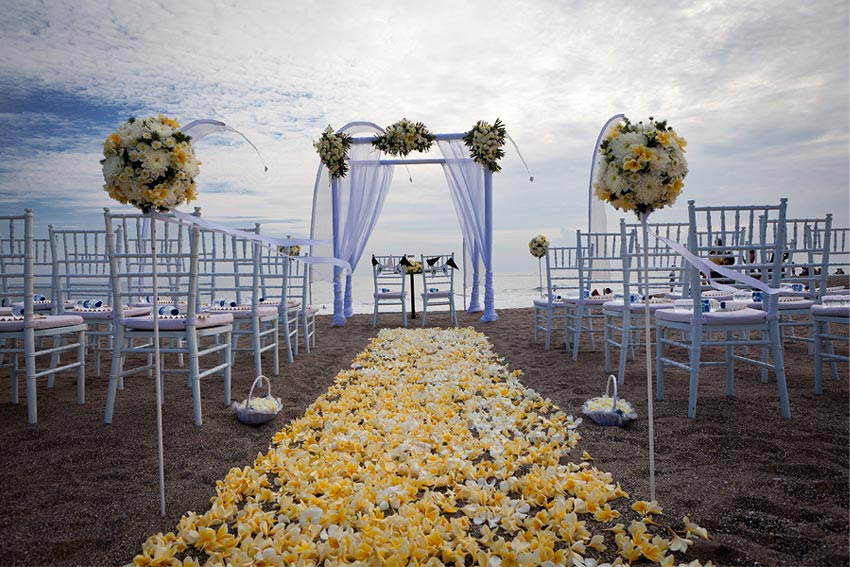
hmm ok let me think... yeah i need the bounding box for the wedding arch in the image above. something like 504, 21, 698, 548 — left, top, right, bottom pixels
309, 120, 503, 327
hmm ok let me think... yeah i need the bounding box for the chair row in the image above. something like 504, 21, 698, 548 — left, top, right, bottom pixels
1, 208, 317, 424
371, 253, 459, 327
533, 200, 849, 419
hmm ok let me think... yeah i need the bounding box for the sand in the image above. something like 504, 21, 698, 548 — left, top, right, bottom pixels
0, 307, 847, 566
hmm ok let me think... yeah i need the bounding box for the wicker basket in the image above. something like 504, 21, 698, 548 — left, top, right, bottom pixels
232, 375, 281, 425
582, 375, 637, 427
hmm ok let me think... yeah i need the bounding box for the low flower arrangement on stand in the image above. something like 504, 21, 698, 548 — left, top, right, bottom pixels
314, 126, 353, 180
372, 118, 436, 157
133, 328, 712, 566
593, 117, 688, 217
463, 118, 507, 173
101, 115, 201, 212
403, 259, 422, 275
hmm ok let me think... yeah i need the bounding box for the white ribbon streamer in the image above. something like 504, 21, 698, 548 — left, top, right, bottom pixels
151, 209, 351, 272
647, 222, 782, 295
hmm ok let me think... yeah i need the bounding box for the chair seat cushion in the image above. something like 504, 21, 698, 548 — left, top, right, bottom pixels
747, 299, 815, 311
533, 298, 566, 308
375, 292, 406, 299
302, 306, 320, 316
216, 305, 277, 319
656, 307, 768, 325
422, 290, 452, 299
811, 304, 850, 318
603, 301, 676, 313
701, 290, 734, 301
0, 314, 86, 332
124, 312, 233, 330
562, 297, 609, 305
71, 306, 152, 320
825, 287, 849, 296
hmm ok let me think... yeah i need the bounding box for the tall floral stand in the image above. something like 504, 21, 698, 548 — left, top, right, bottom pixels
640, 216, 656, 502
148, 214, 166, 516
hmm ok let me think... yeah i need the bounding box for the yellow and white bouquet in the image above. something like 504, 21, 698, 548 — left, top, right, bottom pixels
594, 117, 688, 217
528, 234, 549, 258
277, 244, 301, 256
403, 259, 422, 275
314, 125, 353, 179
463, 118, 507, 173
101, 115, 201, 213
372, 118, 435, 157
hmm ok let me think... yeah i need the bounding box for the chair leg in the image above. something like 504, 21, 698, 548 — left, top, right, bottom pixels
725, 330, 734, 397
617, 313, 631, 386
188, 332, 202, 426
533, 308, 539, 344
373, 301, 379, 328
760, 331, 769, 384
768, 321, 791, 419
571, 306, 583, 361
655, 322, 665, 400
26, 349, 38, 424
104, 326, 125, 424
421, 299, 427, 327
282, 318, 294, 364
603, 312, 612, 374
544, 310, 552, 350
77, 329, 86, 405
813, 319, 824, 394
223, 329, 232, 407
252, 318, 262, 377
401, 300, 407, 328
825, 322, 839, 382
272, 322, 280, 377
687, 333, 702, 419
10, 352, 19, 404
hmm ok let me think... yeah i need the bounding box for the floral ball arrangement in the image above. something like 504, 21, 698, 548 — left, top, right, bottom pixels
593, 117, 688, 217
314, 126, 353, 180
372, 118, 435, 157
463, 118, 507, 173
101, 115, 201, 213
278, 244, 301, 256
528, 234, 550, 258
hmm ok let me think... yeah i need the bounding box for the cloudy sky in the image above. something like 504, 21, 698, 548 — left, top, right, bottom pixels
1, 0, 847, 275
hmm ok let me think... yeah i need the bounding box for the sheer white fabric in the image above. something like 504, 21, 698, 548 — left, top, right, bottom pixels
438, 139, 485, 312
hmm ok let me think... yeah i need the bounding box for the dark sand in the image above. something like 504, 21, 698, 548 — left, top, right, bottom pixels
0, 307, 847, 566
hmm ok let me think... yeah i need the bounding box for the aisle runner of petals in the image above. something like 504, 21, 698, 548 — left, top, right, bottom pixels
134, 328, 712, 567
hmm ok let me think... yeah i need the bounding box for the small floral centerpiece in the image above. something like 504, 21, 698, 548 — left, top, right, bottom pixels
463, 118, 507, 173
528, 234, 549, 258
277, 244, 301, 256
314, 125, 353, 180
403, 259, 422, 275
593, 117, 688, 217
372, 118, 435, 157
101, 115, 201, 213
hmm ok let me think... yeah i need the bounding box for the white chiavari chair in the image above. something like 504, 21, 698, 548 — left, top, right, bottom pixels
371, 254, 408, 327
533, 245, 579, 350
419, 253, 458, 326
0, 209, 87, 424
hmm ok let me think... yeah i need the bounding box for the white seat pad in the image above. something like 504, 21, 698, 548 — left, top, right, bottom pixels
603, 301, 676, 313
533, 298, 566, 308
811, 304, 850, 318
375, 292, 406, 299
0, 314, 85, 332
71, 306, 152, 320
210, 305, 278, 318
124, 312, 233, 330
656, 307, 768, 325
422, 291, 452, 299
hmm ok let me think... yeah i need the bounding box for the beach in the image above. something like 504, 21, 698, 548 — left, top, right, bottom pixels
0, 307, 847, 566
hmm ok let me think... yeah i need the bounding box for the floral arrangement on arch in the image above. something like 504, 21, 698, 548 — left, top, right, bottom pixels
313, 126, 353, 180
101, 115, 201, 213
371, 118, 435, 157
529, 234, 550, 258
463, 118, 507, 173
593, 117, 688, 217
277, 244, 301, 257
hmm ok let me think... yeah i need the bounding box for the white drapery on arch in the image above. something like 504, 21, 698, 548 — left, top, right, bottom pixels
309, 123, 498, 326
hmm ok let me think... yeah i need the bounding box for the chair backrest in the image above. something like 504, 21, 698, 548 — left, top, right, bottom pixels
420, 253, 456, 294
686, 199, 788, 314
0, 213, 52, 305
371, 254, 407, 296
542, 245, 581, 303
0, 210, 35, 316
624, 220, 689, 298
49, 225, 116, 314
196, 225, 262, 308
575, 228, 627, 298
765, 215, 833, 298
258, 246, 292, 307
826, 225, 848, 277
104, 208, 203, 319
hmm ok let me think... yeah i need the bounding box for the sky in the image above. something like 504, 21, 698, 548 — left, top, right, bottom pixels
1, 0, 848, 277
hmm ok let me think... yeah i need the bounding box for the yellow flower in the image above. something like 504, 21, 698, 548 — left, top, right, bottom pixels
622, 158, 642, 172
683, 515, 710, 540
631, 500, 663, 516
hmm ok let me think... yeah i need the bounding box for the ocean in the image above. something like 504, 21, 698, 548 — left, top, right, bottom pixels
309, 271, 544, 316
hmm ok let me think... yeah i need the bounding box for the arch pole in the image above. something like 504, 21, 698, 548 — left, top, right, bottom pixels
331, 177, 346, 326
481, 168, 498, 322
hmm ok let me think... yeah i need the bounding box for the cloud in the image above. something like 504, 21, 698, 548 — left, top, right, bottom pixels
0, 0, 847, 274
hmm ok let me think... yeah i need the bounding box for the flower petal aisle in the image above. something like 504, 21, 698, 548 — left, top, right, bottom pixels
133, 328, 712, 567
